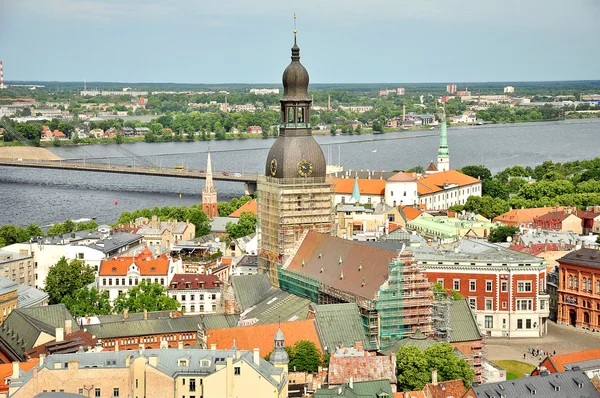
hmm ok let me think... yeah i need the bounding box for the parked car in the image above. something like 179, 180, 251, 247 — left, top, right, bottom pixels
174, 166, 185, 171
199, 169, 205, 173
233, 173, 242, 177
222, 171, 229, 176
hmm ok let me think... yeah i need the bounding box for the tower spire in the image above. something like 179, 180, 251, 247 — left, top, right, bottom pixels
437, 109, 450, 172
202, 150, 218, 219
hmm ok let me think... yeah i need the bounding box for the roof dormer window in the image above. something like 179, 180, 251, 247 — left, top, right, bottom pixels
112, 267, 116, 272
151, 267, 156, 272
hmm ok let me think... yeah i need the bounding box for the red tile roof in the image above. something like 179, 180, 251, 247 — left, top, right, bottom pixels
0, 359, 39, 392
493, 207, 565, 225
424, 380, 466, 398
328, 355, 396, 385
400, 205, 423, 221
535, 211, 580, 222
537, 348, 600, 373
229, 200, 258, 218
206, 319, 322, 355
417, 170, 480, 195
168, 274, 221, 290
99, 248, 169, 276
328, 178, 386, 196
286, 231, 397, 299
387, 172, 417, 182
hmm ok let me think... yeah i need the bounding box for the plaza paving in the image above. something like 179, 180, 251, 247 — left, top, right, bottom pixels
487, 321, 600, 366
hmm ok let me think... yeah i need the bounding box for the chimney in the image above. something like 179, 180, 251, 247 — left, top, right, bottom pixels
115, 340, 119, 352
432, 369, 438, 385
349, 376, 353, 389
124, 308, 129, 319
253, 348, 260, 365
210, 343, 217, 351
55, 327, 64, 343
178, 341, 183, 350
125, 355, 131, 368
138, 344, 145, 353
354, 341, 363, 352
143, 309, 148, 320
65, 319, 72, 335
148, 355, 158, 367
39, 354, 45, 367
12, 362, 19, 379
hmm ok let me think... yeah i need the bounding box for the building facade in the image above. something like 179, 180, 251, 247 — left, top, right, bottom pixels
202, 152, 219, 220
0, 277, 18, 324
557, 248, 600, 330
0, 250, 35, 287
258, 33, 334, 287
168, 274, 223, 314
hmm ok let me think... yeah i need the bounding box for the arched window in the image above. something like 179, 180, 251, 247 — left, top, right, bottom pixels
569, 275, 573, 288
575, 277, 579, 289
597, 280, 600, 293
582, 278, 587, 291
288, 107, 295, 123
297, 107, 304, 123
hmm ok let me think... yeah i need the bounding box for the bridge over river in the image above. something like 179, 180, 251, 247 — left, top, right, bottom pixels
0, 158, 260, 195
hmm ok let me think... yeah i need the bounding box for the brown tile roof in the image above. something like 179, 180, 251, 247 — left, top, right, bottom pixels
328, 355, 396, 385
229, 200, 258, 218
168, 274, 222, 290
286, 231, 397, 299
493, 207, 565, 225
576, 210, 600, 219
206, 319, 322, 355
424, 379, 466, 398
24, 330, 98, 358
541, 348, 600, 373
400, 392, 426, 398
387, 172, 417, 182
328, 178, 386, 195
426, 162, 438, 172
535, 211, 580, 222
99, 248, 169, 276
416, 170, 480, 195
0, 359, 39, 392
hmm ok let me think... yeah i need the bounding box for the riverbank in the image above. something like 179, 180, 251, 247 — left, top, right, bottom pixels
0, 146, 61, 160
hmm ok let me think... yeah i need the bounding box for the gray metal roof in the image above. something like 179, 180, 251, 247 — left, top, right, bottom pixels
240, 290, 313, 325
85, 314, 238, 339
34, 393, 87, 398
95, 310, 177, 324
210, 217, 238, 233
0, 276, 18, 295
378, 329, 435, 356
0, 250, 32, 263
448, 299, 482, 342
16, 284, 49, 308
231, 274, 273, 309
314, 303, 375, 353
471, 370, 600, 398
86, 232, 143, 254
559, 248, 600, 268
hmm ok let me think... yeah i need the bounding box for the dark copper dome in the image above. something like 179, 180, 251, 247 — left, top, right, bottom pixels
282, 38, 310, 101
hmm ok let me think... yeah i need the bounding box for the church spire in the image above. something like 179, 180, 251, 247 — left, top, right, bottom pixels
202, 151, 218, 219
436, 110, 450, 172
349, 176, 361, 203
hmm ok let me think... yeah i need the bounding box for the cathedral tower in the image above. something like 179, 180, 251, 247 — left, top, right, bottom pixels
202, 152, 219, 219
437, 111, 450, 172
258, 23, 334, 286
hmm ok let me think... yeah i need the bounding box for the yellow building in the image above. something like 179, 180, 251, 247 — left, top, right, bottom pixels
0, 277, 18, 324
8, 331, 289, 398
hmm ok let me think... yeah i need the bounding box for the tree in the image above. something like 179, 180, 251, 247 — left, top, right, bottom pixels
113, 280, 180, 313
460, 165, 491, 181
483, 179, 509, 200
289, 340, 323, 372
488, 225, 519, 243
62, 287, 112, 317
372, 118, 384, 132
597, 235, 600, 245
424, 343, 475, 389
433, 282, 463, 300
226, 211, 257, 239
44, 257, 96, 305
46, 222, 67, 236
115, 132, 123, 144
25, 223, 43, 238
396, 345, 431, 392
0, 224, 28, 247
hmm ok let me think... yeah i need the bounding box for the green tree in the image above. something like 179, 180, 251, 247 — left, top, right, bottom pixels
396, 345, 431, 392
289, 340, 323, 372
113, 280, 180, 313
115, 132, 123, 144
483, 179, 509, 200
460, 165, 491, 181
46, 222, 67, 236
62, 287, 112, 317
488, 225, 519, 243
226, 211, 257, 239
63, 218, 76, 233
188, 207, 211, 237
44, 257, 96, 304
424, 343, 475, 389
0, 224, 28, 246
433, 282, 463, 300
25, 223, 44, 239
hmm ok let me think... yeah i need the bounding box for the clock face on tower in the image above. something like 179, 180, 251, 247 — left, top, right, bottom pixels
269, 159, 277, 176
297, 160, 313, 177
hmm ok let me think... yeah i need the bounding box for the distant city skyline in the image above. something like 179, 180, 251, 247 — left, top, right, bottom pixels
1, 0, 599, 84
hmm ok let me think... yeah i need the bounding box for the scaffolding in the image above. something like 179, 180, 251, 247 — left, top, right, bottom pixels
432, 291, 452, 342
376, 251, 433, 349
257, 175, 334, 287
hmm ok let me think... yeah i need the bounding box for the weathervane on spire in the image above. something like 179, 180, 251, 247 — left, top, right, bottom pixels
293, 13, 297, 35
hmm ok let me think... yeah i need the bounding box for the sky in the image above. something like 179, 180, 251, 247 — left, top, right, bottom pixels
1, 0, 599, 84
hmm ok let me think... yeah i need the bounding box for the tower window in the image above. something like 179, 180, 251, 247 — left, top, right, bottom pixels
288, 108, 295, 123
298, 108, 304, 123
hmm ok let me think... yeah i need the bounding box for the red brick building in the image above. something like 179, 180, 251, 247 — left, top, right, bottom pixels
533, 210, 583, 234
557, 248, 600, 330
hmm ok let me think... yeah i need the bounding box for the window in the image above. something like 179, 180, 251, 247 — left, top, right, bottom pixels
181, 295, 186, 301
115, 278, 119, 286
468, 297, 477, 310
179, 359, 188, 366
182, 378, 186, 385
95, 389, 101, 397
436, 278, 444, 287
526, 319, 532, 329
502, 301, 507, 309
485, 316, 493, 328
190, 379, 196, 392
469, 280, 476, 292
569, 275, 573, 288
113, 388, 120, 397
453, 279, 460, 291
486, 280, 493, 292
540, 300, 546, 310
517, 281, 532, 292
103, 278, 107, 286
485, 298, 493, 311
79, 389, 83, 395
516, 299, 532, 311
190, 305, 195, 312
190, 294, 195, 301
517, 319, 523, 329
136, 379, 139, 388
501, 280, 508, 292
234, 367, 241, 375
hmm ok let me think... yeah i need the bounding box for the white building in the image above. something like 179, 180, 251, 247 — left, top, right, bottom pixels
385, 172, 418, 207
249, 88, 279, 95
504, 86, 515, 93
417, 170, 482, 210
168, 274, 223, 314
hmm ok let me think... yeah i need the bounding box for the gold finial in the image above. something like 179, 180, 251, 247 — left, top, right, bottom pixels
293, 13, 297, 35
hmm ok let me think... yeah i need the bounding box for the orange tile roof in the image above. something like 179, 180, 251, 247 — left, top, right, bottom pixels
401, 392, 426, 398
416, 170, 480, 195
328, 355, 396, 384
424, 380, 466, 398
328, 178, 385, 196
543, 348, 600, 373
206, 319, 322, 355
99, 249, 170, 276
400, 205, 423, 221
229, 200, 258, 218
0, 359, 39, 392
493, 207, 565, 225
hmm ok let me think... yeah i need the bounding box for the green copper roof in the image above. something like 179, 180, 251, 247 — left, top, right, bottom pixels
438, 112, 449, 157
349, 177, 361, 203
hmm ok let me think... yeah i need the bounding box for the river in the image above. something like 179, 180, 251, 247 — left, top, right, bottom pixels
1, 119, 599, 227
